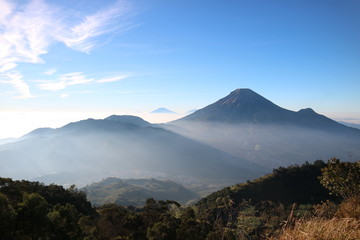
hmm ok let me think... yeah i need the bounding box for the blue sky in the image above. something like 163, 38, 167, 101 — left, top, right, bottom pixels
0, 0, 359, 138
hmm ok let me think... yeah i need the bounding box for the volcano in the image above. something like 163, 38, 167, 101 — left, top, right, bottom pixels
175, 88, 356, 133
168, 89, 360, 168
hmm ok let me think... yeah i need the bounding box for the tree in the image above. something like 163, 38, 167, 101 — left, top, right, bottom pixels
319, 158, 360, 200
177, 207, 202, 240
47, 203, 84, 239
16, 192, 50, 239
0, 193, 16, 239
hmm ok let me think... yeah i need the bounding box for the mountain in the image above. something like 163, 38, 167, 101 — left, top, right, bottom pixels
178, 88, 287, 123
167, 89, 360, 169
338, 121, 360, 130
82, 177, 199, 206
196, 161, 338, 209
0, 115, 265, 191
186, 109, 198, 114
151, 108, 176, 114
0, 137, 18, 145
175, 88, 356, 132
105, 115, 151, 127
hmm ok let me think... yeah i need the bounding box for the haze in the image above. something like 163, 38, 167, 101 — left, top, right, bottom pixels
1, 0, 360, 139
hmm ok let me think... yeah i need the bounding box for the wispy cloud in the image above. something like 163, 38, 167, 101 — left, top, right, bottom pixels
0, 0, 135, 98
60, 93, 69, 98
58, 1, 134, 53
43, 68, 57, 76
0, 71, 34, 98
38, 72, 94, 91
38, 72, 130, 91
96, 75, 129, 83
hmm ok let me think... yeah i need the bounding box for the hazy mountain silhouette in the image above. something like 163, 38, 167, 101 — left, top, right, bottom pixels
338, 121, 360, 130
151, 108, 176, 114
2, 89, 359, 193
0, 115, 265, 190
176, 88, 356, 133
178, 89, 287, 123
186, 109, 198, 114
168, 89, 360, 169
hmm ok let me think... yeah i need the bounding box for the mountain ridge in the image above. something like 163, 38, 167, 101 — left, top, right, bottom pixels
0, 114, 265, 190
82, 177, 199, 206
166, 88, 360, 169
151, 108, 176, 114
174, 88, 358, 133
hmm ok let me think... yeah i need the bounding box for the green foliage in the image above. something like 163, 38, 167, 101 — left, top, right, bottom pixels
0, 193, 16, 240
1, 159, 358, 239
82, 177, 198, 207
194, 160, 344, 239
16, 192, 50, 239
319, 158, 360, 199
0, 177, 95, 240
146, 218, 178, 240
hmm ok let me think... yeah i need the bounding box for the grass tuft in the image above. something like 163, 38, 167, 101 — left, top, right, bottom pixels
272, 217, 360, 240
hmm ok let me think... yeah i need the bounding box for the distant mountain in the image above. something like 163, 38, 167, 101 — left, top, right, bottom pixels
186, 109, 198, 114
151, 108, 176, 114
105, 115, 151, 127
0, 115, 265, 191
178, 88, 286, 123
175, 89, 355, 132
82, 177, 199, 206
0, 137, 18, 145
337, 121, 360, 130
167, 89, 360, 169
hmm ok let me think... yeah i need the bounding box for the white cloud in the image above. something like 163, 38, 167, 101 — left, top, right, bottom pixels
0, 0, 135, 97
38, 72, 130, 91
0, 71, 33, 98
43, 68, 57, 76
0, 62, 17, 73
96, 75, 129, 83
0, 0, 55, 68
60, 93, 69, 98
38, 72, 93, 91
58, 1, 133, 53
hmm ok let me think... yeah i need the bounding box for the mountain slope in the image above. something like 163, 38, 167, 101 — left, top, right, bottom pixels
196, 161, 338, 210
338, 121, 360, 130
167, 89, 360, 169
82, 177, 199, 206
0, 115, 265, 189
176, 88, 356, 132
178, 88, 289, 123
151, 108, 176, 114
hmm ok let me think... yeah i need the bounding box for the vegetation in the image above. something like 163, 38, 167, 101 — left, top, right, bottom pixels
0, 178, 96, 239
82, 177, 198, 206
0, 159, 358, 239
319, 157, 360, 199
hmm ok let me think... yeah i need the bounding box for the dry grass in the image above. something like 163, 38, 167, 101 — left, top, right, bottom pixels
272, 217, 360, 240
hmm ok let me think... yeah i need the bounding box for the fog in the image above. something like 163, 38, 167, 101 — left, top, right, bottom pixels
165, 120, 360, 169
1, 115, 358, 194
0, 116, 266, 192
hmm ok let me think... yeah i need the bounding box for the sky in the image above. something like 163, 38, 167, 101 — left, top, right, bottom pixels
0, 0, 359, 139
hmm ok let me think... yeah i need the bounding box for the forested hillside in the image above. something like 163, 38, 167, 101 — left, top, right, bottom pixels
82, 177, 198, 206
0, 159, 359, 239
